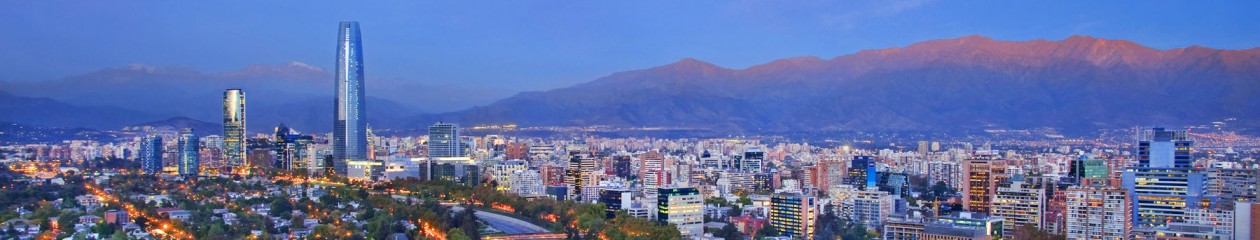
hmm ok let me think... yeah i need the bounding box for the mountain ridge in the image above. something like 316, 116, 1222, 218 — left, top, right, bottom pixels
408, 35, 1260, 134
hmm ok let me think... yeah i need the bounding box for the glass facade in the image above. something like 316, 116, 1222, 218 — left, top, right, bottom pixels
177, 128, 199, 176
140, 135, 163, 174
333, 21, 367, 175
223, 89, 246, 171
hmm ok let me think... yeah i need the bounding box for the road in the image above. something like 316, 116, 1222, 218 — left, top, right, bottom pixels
389, 194, 550, 235
450, 205, 551, 235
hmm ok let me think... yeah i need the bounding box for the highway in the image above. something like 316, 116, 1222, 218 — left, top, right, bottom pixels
450, 205, 550, 234
389, 194, 551, 235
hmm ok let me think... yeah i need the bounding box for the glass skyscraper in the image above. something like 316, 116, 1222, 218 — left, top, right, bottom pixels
333, 21, 367, 175
140, 135, 163, 174
177, 128, 199, 176
223, 88, 246, 172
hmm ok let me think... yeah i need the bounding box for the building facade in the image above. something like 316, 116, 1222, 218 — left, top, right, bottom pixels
177, 128, 199, 176
657, 187, 703, 239
222, 89, 246, 172
332, 21, 368, 175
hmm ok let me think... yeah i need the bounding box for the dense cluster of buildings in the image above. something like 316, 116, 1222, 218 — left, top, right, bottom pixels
4, 21, 1260, 240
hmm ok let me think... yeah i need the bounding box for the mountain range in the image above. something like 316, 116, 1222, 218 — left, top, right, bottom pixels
2, 35, 1258, 136
0, 62, 512, 133
409, 35, 1260, 134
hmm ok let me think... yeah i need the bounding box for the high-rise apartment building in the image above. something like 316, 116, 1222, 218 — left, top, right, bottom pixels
140, 135, 163, 174
222, 89, 246, 173
658, 187, 703, 239
852, 189, 893, 231
566, 151, 596, 201
992, 180, 1046, 236
770, 193, 819, 239
177, 128, 199, 176
1064, 185, 1130, 239
332, 21, 368, 175
427, 122, 463, 158
508, 169, 544, 197
963, 152, 1004, 213
1206, 168, 1258, 205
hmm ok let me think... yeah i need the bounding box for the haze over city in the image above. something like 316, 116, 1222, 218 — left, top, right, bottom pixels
1, 1, 1259, 240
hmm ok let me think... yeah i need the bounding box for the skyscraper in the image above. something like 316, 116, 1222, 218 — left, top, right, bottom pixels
177, 128, 199, 176
139, 135, 163, 174
1122, 127, 1210, 230
222, 89, 246, 172
963, 152, 1005, 214
427, 122, 462, 158
332, 21, 367, 175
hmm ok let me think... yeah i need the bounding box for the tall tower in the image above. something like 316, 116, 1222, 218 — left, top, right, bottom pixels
332, 21, 367, 175
139, 135, 163, 174
177, 128, 200, 176
223, 89, 246, 173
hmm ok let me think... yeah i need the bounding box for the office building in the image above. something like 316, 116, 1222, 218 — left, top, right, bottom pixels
770, 193, 818, 239
1122, 127, 1211, 229
222, 89, 247, 172
741, 148, 764, 173
177, 128, 199, 176
332, 21, 368, 175
847, 156, 877, 190
273, 124, 314, 171
657, 187, 703, 239
599, 189, 635, 218
1068, 157, 1108, 182
428, 122, 463, 158
139, 135, 163, 174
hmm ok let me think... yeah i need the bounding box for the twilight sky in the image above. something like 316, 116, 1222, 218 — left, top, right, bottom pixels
2, 0, 1257, 92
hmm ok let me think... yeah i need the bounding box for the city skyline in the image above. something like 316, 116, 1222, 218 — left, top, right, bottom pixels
1, 3, 1258, 239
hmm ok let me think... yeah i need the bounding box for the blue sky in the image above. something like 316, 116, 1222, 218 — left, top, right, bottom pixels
2, 0, 1257, 91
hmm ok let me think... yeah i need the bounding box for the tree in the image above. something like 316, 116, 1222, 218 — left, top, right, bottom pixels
109, 230, 128, 240
756, 223, 779, 239
203, 223, 228, 240
270, 196, 295, 219
736, 195, 752, 206
447, 228, 471, 240
713, 224, 743, 240
1012, 224, 1066, 240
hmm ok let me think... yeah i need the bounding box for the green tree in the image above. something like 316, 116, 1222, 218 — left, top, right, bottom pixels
447, 228, 471, 240
203, 223, 228, 240
713, 223, 744, 240
756, 223, 779, 239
